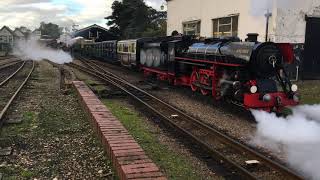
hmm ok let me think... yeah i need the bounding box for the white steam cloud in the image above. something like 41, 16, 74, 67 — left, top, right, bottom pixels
57, 35, 83, 47
251, 105, 320, 180
13, 36, 72, 64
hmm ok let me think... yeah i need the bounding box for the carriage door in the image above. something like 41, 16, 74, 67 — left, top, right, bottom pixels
303, 16, 320, 79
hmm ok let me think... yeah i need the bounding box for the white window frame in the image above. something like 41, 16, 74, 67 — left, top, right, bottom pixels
212, 15, 239, 38
182, 20, 201, 36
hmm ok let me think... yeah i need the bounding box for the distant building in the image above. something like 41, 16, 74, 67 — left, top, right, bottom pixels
13, 28, 26, 41
32, 29, 41, 40
0, 26, 16, 47
73, 24, 117, 42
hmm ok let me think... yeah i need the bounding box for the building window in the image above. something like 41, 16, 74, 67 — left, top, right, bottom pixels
3, 36, 8, 43
212, 15, 239, 38
183, 21, 201, 36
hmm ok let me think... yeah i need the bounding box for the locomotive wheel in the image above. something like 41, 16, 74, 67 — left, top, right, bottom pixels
190, 71, 198, 92
201, 88, 210, 96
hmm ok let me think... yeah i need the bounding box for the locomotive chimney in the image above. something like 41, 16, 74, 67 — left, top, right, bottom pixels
246, 33, 259, 42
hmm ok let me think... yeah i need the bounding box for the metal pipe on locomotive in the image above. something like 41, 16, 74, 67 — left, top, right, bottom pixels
73, 34, 299, 112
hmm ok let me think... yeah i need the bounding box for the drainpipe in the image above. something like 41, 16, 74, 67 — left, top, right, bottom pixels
265, 10, 272, 42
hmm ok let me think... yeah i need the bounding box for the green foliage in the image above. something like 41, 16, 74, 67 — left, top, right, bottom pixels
297, 80, 320, 105
106, 0, 167, 39
39, 22, 62, 39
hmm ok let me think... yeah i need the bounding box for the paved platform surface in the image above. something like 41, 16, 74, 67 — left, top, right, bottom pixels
73, 81, 166, 180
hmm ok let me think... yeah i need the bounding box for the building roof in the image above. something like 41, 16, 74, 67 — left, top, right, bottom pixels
0, 26, 17, 36
14, 28, 26, 36
75, 24, 109, 34
72, 24, 117, 42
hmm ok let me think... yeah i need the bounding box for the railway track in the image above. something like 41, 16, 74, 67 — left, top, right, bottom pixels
0, 61, 25, 86
69, 59, 304, 180
0, 59, 22, 70
0, 60, 35, 128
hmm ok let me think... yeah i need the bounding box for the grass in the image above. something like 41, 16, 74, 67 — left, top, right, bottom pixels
102, 99, 208, 180
21, 170, 34, 178
1, 111, 37, 137
297, 80, 320, 105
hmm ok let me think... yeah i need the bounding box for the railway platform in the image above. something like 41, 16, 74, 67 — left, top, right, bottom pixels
73, 81, 166, 180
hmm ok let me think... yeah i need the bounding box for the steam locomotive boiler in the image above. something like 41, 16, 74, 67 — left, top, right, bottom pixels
140, 35, 299, 112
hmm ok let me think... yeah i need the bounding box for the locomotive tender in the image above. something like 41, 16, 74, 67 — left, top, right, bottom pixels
74, 34, 299, 112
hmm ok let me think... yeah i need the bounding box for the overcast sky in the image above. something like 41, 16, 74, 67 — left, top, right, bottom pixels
0, 0, 166, 30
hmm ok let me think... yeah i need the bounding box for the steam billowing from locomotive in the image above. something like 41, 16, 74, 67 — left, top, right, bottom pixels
252, 105, 320, 179
13, 36, 72, 64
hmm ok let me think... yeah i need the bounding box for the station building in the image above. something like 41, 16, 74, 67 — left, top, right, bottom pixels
13, 28, 27, 41
0, 26, 17, 56
0, 26, 16, 47
166, 0, 320, 79
73, 24, 117, 42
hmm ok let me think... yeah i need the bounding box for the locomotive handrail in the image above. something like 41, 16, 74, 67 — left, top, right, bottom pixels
175, 56, 245, 67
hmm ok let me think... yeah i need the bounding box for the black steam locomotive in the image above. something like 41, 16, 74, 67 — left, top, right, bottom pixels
73, 34, 299, 112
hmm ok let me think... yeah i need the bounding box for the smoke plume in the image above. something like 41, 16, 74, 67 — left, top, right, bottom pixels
251, 105, 320, 180
13, 36, 72, 64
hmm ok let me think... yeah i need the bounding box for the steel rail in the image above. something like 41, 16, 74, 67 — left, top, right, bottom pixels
70, 60, 304, 180
0, 59, 21, 68
0, 61, 35, 127
0, 61, 26, 87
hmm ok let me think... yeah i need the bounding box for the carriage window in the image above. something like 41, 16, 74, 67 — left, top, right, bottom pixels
212, 15, 239, 38
183, 21, 201, 36
132, 43, 136, 53
128, 43, 132, 53
123, 44, 129, 52
119, 44, 123, 52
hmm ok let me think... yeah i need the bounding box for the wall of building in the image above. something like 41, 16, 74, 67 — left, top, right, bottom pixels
14, 30, 25, 40
271, 2, 320, 43
167, 0, 267, 41
167, 0, 320, 43
0, 28, 14, 46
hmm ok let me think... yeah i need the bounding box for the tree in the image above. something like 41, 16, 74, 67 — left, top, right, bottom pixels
106, 0, 167, 39
142, 10, 167, 37
39, 22, 62, 39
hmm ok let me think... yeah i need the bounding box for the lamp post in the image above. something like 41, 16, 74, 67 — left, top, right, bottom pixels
265, 9, 272, 42
160, 1, 167, 11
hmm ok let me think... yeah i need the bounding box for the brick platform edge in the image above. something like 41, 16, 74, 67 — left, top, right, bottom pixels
73, 81, 167, 180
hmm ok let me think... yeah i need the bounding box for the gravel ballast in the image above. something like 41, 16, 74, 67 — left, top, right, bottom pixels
0, 60, 114, 179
